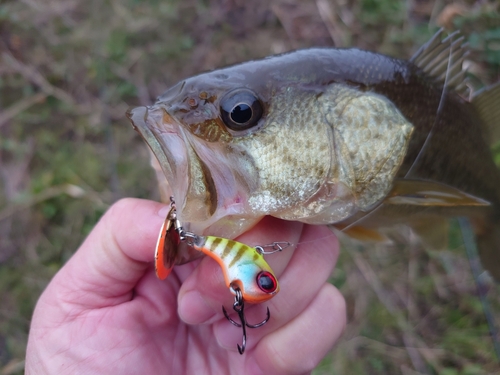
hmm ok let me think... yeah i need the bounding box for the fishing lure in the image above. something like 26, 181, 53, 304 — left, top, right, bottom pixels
155, 205, 180, 280
155, 198, 290, 353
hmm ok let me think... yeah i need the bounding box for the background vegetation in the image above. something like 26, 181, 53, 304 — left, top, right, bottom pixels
1, 0, 499, 374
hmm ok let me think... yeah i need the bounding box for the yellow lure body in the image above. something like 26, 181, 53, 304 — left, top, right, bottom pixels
192, 235, 279, 303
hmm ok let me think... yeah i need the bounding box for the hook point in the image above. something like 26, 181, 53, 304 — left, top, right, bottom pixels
222, 287, 271, 355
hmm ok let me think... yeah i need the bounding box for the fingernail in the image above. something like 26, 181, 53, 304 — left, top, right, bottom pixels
178, 291, 216, 324
157, 205, 171, 218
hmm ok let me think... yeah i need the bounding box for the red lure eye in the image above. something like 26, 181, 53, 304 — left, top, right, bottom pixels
256, 271, 277, 293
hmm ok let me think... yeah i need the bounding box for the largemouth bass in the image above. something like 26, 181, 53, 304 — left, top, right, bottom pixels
127, 30, 500, 280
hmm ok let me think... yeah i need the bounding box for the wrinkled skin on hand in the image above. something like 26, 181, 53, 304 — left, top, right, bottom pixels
25, 198, 346, 375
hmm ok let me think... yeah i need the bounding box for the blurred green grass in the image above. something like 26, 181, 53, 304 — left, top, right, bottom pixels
1, 0, 500, 374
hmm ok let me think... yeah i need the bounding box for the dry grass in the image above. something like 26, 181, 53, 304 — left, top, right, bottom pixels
0, 0, 499, 374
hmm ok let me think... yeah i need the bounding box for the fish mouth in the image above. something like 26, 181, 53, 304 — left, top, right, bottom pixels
128, 105, 258, 238
127, 105, 249, 237
127, 105, 189, 220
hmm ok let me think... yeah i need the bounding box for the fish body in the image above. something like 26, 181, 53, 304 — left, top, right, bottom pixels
128, 30, 500, 279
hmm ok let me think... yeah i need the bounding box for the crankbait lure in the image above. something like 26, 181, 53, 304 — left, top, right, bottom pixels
155, 198, 291, 353
191, 235, 280, 303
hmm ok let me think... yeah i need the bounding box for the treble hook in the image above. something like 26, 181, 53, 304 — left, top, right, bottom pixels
222, 287, 270, 354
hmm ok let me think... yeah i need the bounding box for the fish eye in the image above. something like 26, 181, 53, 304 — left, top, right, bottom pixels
220, 89, 263, 131
256, 271, 277, 294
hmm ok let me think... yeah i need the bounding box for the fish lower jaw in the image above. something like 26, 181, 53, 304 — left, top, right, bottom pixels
186, 214, 263, 239
182, 198, 256, 237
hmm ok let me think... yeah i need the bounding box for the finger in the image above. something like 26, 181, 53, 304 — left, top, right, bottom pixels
253, 284, 346, 375
177, 217, 303, 325
48, 198, 168, 309
214, 224, 338, 351
264, 224, 339, 324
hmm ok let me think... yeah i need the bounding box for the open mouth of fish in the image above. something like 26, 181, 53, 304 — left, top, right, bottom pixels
127, 105, 261, 238
128, 105, 188, 208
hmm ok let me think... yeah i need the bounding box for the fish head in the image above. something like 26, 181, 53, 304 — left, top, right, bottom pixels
128, 68, 270, 238
128, 50, 414, 239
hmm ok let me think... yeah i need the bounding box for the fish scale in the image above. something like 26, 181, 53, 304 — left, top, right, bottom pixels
244, 88, 331, 214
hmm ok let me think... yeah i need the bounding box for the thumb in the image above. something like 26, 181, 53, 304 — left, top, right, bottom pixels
47, 198, 168, 310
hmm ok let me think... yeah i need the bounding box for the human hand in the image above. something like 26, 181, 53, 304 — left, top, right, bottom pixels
25, 198, 346, 375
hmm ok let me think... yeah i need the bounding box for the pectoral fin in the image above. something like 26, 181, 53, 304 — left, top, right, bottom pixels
334, 224, 389, 242
385, 179, 490, 207
476, 220, 500, 282
409, 218, 449, 250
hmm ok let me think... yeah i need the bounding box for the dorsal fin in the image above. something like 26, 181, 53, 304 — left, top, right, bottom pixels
410, 29, 469, 97
472, 82, 500, 146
